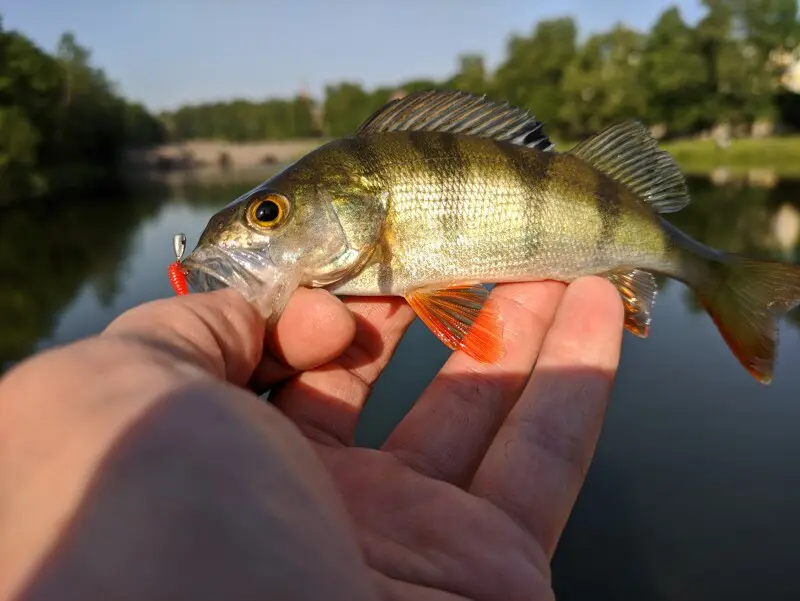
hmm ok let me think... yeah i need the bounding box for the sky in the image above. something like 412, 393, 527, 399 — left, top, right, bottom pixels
3, 0, 705, 112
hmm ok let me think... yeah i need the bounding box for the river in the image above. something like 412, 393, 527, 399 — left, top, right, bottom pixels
2, 170, 800, 600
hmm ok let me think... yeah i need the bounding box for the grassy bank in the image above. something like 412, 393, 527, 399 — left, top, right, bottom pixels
11, 135, 798, 205
308, 135, 800, 175
534, 135, 800, 176
659, 136, 800, 176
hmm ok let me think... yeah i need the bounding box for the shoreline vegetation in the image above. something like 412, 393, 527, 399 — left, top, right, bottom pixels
4, 3, 800, 206
128, 134, 800, 185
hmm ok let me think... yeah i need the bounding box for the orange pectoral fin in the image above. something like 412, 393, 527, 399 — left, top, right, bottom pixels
405, 284, 504, 363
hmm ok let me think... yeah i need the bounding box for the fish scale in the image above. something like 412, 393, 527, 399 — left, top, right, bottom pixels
347, 135, 648, 292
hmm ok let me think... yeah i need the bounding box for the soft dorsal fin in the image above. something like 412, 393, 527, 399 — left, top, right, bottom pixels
568, 120, 690, 214
355, 89, 555, 152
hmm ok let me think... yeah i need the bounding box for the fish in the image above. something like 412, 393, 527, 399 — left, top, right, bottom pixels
180, 89, 800, 384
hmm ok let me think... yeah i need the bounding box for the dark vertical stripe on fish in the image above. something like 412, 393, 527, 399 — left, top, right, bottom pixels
354, 137, 395, 291
408, 132, 466, 251
330, 137, 395, 290
436, 134, 468, 252
497, 142, 554, 250
337, 136, 383, 181
594, 172, 622, 251
376, 238, 394, 294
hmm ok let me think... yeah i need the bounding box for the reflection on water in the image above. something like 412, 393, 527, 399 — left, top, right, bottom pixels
1, 189, 161, 369
2, 173, 800, 599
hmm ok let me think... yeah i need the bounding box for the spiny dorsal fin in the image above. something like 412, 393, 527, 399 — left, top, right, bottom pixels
605, 268, 658, 337
568, 120, 689, 214
355, 89, 555, 152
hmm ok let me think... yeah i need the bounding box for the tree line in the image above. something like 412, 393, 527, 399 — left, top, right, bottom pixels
0, 17, 166, 204
166, 1, 800, 142
2, 1, 800, 204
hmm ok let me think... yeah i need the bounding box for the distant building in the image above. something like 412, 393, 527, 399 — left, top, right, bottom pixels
770, 47, 800, 94
784, 59, 800, 94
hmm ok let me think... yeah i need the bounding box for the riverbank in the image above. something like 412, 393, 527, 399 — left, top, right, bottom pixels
5, 135, 800, 208
659, 136, 800, 176
130, 135, 800, 178
547, 135, 800, 176
124, 139, 326, 172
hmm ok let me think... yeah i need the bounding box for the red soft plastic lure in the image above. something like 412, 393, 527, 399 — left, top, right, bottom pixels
169, 233, 189, 296
168, 261, 189, 295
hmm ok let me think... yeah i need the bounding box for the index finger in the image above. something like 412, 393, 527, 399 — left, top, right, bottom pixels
469, 276, 624, 557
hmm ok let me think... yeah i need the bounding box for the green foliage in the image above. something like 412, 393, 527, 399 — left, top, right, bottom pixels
0, 187, 166, 368
167, 96, 319, 141
0, 19, 165, 205
445, 54, 491, 95
399, 78, 444, 95
560, 24, 648, 137
494, 18, 578, 131
640, 8, 710, 133
661, 135, 800, 175
323, 82, 390, 137
313, 3, 800, 142
4, 1, 800, 207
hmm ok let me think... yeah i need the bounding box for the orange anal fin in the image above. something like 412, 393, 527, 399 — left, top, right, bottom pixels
405, 284, 504, 363
606, 269, 658, 338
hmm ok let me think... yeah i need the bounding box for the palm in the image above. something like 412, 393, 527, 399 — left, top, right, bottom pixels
268, 280, 624, 601
320, 447, 552, 601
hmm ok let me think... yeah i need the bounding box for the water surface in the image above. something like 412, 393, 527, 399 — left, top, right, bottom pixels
2, 173, 800, 600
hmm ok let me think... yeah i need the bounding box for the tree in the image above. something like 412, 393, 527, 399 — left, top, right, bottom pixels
445, 54, 490, 94
157, 1, 800, 143
0, 21, 63, 198
397, 78, 442, 95
733, 0, 800, 122
560, 25, 648, 138
323, 82, 385, 137
0, 22, 164, 204
641, 6, 710, 135
494, 18, 578, 131
692, 0, 800, 126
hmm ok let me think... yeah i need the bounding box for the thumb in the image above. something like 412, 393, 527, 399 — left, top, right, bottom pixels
103, 287, 357, 387
103, 289, 266, 386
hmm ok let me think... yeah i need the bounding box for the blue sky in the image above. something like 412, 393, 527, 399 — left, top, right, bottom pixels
3, 0, 704, 111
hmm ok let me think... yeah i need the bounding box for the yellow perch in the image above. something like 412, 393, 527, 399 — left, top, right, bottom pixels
182, 90, 800, 383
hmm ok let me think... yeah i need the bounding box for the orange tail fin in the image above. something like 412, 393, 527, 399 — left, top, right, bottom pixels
699, 256, 800, 384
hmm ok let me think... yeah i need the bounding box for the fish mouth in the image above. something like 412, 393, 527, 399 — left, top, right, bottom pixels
181, 243, 302, 321
182, 244, 272, 295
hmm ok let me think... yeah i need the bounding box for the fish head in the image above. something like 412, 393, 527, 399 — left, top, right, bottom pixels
182, 147, 387, 318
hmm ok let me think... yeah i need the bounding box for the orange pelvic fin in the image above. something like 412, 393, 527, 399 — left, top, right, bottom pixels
405, 284, 504, 363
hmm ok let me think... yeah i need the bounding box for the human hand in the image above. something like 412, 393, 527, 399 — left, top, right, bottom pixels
0, 277, 623, 601
0, 287, 374, 601
276, 277, 624, 601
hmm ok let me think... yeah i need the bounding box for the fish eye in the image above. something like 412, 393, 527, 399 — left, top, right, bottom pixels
247, 193, 288, 228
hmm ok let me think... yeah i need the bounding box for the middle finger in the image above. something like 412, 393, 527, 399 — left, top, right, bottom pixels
381, 280, 566, 487
272, 296, 417, 446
